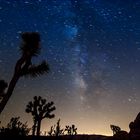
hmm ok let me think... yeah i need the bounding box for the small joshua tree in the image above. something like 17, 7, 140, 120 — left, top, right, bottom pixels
110, 124, 121, 135
65, 124, 77, 135
25, 96, 56, 136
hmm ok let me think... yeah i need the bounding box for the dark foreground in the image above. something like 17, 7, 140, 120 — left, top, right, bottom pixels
0, 135, 113, 140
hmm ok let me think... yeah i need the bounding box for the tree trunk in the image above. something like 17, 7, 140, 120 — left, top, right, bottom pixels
0, 55, 26, 114
32, 119, 37, 136
37, 120, 41, 136
0, 74, 20, 114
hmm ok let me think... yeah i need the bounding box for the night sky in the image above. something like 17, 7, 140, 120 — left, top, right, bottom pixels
0, 0, 140, 135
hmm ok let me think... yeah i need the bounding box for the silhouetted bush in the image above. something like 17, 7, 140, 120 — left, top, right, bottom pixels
48, 119, 78, 136
0, 116, 30, 136
48, 119, 64, 136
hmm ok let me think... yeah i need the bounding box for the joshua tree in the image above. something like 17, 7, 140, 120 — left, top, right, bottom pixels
110, 124, 121, 135
65, 124, 77, 135
0, 116, 30, 136
0, 32, 49, 114
25, 96, 56, 136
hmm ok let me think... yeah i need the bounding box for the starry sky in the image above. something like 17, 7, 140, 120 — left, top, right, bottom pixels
0, 0, 140, 136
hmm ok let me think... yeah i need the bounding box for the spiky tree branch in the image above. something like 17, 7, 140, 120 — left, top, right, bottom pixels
0, 32, 49, 114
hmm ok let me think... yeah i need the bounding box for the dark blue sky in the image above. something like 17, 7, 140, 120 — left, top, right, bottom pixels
0, 0, 140, 135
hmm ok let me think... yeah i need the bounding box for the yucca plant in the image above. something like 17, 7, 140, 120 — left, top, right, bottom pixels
0, 32, 49, 114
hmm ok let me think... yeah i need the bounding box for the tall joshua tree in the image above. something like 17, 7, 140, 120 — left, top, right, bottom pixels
25, 96, 56, 136
0, 32, 49, 114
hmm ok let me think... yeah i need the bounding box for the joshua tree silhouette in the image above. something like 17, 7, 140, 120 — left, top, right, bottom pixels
25, 96, 56, 136
65, 124, 77, 135
0, 32, 49, 114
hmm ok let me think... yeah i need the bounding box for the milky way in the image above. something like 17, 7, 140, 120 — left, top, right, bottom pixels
0, 0, 140, 135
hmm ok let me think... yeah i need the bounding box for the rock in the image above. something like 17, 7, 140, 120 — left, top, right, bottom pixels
129, 112, 140, 140
113, 130, 129, 140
